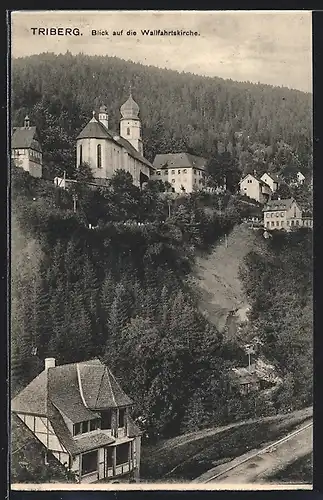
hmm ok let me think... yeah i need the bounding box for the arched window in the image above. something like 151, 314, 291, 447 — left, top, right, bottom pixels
127, 127, 131, 136
79, 145, 83, 166
97, 144, 102, 169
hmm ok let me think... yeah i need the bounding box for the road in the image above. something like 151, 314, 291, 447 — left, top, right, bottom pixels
202, 421, 312, 484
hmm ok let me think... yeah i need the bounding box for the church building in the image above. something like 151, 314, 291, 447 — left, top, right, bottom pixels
76, 94, 154, 187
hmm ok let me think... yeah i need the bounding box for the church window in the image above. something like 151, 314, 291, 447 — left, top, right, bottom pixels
127, 127, 131, 136
183, 169, 187, 174
178, 170, 181, 174
172, 179, 175, 183
97, 144, 102, 169
171, 170, 175, 175
280, 212, 284, 217
79, 145, 83, 166
164, 171, 168, 176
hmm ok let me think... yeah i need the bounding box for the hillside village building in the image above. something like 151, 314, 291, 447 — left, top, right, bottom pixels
239, 173, 272, 204
11, 116, 43, 178
76, 94, 154, 187
152, 152, 207, 193
12, 358, 142, 484
263, 198, 307, 230
260, 172, 280, 193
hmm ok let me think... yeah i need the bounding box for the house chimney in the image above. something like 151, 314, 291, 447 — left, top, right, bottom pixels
45, 357, 56, 370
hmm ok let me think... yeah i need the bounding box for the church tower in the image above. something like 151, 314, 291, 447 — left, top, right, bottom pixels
98, 104, 109, 129
120, 92, 143, 155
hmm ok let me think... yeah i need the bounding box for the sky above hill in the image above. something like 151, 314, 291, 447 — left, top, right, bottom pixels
11, 10, 312, 93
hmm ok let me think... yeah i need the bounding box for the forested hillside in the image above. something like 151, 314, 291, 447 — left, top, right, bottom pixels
11, 164, 312, 439
11, 53, 312, 442
11, 165, 253, 438
239, 229, 313, 411
11, 52, 312, 182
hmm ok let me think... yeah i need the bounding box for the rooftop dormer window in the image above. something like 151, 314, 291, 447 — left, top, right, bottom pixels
73, 419, 100, 436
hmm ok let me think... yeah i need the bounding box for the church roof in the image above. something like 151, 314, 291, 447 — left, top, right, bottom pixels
11, 126, 42, 153
153, 152, 207, 170
76, 116, 154, 170
76, 119, 110, 140
120, 94, 140, 120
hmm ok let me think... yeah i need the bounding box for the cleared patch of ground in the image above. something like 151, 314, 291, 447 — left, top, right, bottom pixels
192, 223, 260, 333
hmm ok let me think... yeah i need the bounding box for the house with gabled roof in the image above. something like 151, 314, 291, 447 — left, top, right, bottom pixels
11, 115, 43, 178
260, 172, 280, 193
152, 152, 207, 193
11, 358, 142, 484
239, 173, 272, 204
263, 198, 303, 230
76, 94, 155, 188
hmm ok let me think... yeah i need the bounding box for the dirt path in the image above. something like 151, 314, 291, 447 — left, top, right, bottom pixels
201, 421, 312, 485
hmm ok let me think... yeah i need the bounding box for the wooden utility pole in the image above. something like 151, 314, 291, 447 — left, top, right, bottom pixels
73, 193, 78, 213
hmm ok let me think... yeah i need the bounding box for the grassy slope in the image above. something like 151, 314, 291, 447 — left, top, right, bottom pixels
192, 223, 259, 333
140, 407, 312, 482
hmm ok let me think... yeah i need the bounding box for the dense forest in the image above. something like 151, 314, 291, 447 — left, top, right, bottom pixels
11, 164, 312, 439
239, 230, 313, 411
11, 52, 312, 185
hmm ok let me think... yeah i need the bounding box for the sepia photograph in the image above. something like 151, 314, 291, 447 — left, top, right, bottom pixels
9, 10, 313, 490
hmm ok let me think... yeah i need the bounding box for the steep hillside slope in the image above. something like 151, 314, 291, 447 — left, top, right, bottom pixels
191, 223, 260, 333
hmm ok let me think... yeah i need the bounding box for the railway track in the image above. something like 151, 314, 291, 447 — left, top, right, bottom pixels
204, 420, 313, 483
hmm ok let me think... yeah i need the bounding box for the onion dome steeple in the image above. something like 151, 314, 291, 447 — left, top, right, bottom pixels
120, 89, 140, 120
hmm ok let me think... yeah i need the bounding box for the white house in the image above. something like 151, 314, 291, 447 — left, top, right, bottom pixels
76, 94, 155, 187
263, 198, 303, 230
12, 358, 142, 483
151, 152, 207, 193
296, 171, 306, 184
11, 115, 43, 178
239, 173, 272, 204
260, 172, 280, 193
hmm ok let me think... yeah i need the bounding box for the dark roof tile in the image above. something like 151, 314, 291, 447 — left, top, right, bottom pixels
11, 370, 48, 415
11, 127, 42, 152
49, 364, 99, 423
263, 198, 296, 211
153, 152, 206, 170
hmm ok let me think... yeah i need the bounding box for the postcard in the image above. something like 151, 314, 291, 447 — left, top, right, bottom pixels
9, 9, 313, 491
